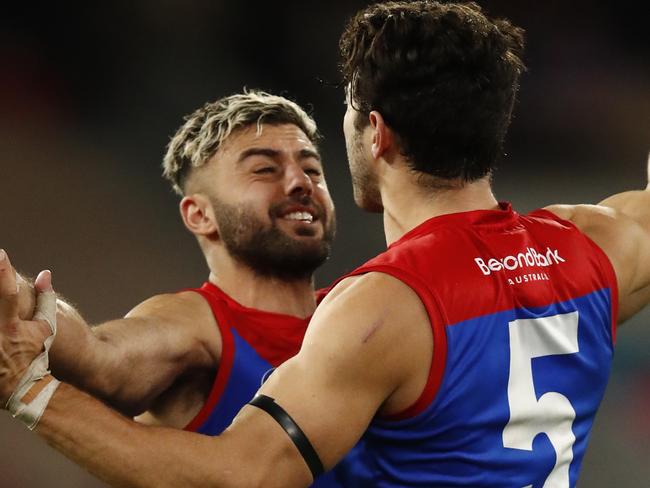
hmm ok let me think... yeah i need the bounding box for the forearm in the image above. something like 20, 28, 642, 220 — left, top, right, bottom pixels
49, 300, 95, 380
15, 272, 95, 380
50, 317, 172, 416
14, 276, 108, 400
39, 299, 148, 415
14, 286, 216, 416
37, 382, 268, 488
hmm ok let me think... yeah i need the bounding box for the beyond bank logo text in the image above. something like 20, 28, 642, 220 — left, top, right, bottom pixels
474, 247, 565, 276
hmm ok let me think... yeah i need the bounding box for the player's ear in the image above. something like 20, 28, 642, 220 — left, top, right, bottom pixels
180, 194, 218, 237
369, 111, 394, 161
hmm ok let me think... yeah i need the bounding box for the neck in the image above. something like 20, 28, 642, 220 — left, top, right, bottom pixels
381, 172, 499, 246
203, 249, 316, 318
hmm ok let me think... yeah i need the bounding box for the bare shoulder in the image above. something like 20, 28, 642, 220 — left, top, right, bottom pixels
303, 272, 433, 416
317, 272, 427, 327
126, 290, 214, 321
122, 290, 221, 361
543, 203, 619, 228
320, 271, 424, 304
543, 203, 640, 256
544, 203, 648, 317
543, 204, 630, 261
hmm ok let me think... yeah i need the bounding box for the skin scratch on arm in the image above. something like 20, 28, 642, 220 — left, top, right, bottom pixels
361, 317, 385, 344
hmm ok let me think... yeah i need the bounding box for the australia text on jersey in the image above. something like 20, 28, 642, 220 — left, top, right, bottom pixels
474, 247, 565, 286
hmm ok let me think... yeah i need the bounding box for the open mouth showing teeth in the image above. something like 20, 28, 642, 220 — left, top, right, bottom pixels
283, 211, 315, 223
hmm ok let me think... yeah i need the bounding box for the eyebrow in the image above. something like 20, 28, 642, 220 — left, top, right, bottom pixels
298, 148, 322, 162
237, 148, 279, 163
237, 147, 321, 164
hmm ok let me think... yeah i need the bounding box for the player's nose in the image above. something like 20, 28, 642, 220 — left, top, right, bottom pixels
284, 162, 313, 197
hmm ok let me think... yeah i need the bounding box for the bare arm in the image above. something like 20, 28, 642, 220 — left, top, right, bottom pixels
598, 153, 650, 229
1, 270, 432, 487
13, 270, 219, 415
56, 292, 220, 415
545, 153, 650, 323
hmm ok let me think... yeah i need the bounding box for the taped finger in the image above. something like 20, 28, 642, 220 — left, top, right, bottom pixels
33, 290, 57, 336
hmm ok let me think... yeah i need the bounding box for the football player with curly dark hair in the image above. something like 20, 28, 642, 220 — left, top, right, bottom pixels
1, 3, 648, 487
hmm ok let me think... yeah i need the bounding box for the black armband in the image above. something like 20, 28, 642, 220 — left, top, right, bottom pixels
248, 394, 324, 480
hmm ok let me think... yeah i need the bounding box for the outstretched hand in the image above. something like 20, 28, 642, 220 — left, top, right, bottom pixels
0, 250, 54, 405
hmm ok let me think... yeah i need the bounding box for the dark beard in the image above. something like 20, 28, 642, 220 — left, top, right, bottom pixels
211, 196, 334, 281
347, 129, 383, 213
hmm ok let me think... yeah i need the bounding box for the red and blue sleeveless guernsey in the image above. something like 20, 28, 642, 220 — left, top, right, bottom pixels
184, 282, 342, 488
332, 203, 617, 488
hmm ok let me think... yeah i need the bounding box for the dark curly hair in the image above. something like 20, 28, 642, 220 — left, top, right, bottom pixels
340, 1, 525, 183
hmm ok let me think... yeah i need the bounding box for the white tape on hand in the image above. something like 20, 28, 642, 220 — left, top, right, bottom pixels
5, 289, 60, 430
8, 377, 60, 429
33, 288, 57, 339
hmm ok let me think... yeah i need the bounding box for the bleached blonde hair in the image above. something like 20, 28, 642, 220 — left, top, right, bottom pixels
162, 89, 320, 195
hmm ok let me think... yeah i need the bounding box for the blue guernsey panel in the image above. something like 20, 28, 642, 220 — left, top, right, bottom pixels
335, 288, 614, 487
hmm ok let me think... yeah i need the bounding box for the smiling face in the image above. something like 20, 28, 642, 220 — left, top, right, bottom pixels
189, 123, 336, 280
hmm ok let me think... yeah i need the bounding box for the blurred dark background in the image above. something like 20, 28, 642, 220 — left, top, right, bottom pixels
1, 1, 648, 486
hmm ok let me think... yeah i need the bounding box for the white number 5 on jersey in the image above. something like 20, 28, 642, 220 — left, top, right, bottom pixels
503, 312, 580, 488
